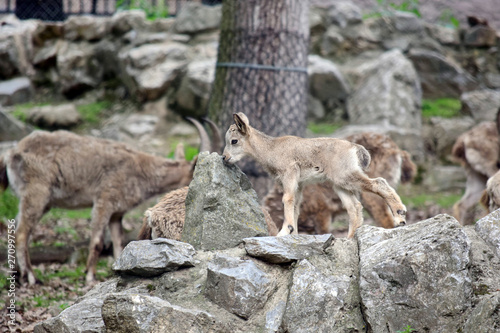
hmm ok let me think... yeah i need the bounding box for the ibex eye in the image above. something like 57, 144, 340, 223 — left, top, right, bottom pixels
231, 140, 238, 145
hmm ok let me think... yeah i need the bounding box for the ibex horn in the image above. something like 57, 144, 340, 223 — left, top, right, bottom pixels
202, 117, 222, 154
186, 117, 211, 154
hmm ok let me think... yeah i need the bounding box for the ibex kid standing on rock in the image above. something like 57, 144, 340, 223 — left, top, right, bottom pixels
222, 113, 407, 238
0, 118, 210, 286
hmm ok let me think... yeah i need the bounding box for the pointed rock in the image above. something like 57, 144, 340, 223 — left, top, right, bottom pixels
243, 234, 333, 264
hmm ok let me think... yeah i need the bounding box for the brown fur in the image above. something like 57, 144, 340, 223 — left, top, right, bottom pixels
481, 170, 500, 213
451, 111, 500, 224
137, 186, 278, 240
264, 132, 417, 234
222, 113, 407, 238
0, 122, 209, 286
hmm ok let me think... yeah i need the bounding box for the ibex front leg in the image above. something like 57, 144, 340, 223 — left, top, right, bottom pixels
277, 166, 300, 236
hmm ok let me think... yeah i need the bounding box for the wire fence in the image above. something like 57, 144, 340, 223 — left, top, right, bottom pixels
0, 0, 221, 21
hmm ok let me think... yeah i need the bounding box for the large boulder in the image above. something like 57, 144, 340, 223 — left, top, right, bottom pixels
118, 42, 189, 101
0, 76, 33, 106
181, 152, 268, 250
408, 49, 478, 98
345, 49, 422, 131
26, 104, 81, 129
174, 2, 222, 34
460, 89, 500, 122
356, 215, 472, 332
170, 59, 216, 117
56, 41, 103, 97
307, 55, 350, 121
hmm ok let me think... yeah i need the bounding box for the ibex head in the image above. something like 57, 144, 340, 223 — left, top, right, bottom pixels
222, 113, 251, 164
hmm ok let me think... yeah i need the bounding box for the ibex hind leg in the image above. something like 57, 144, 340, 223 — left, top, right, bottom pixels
360, 175, 407, 226
336, 189, 363, 238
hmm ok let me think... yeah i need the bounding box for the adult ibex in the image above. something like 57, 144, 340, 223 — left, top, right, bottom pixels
222, 113, 407, 238
451, 108, 500, 224
0, 118, 211, 285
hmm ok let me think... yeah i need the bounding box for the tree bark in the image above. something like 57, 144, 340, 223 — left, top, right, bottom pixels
208, 0, 309, 198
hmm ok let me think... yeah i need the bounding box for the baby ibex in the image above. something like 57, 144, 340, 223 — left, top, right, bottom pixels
480, 170, 500, 213
0, 118, 210, 285
451, 107, 500, 224
264, 132, 416, 234
222, 113, 407, 238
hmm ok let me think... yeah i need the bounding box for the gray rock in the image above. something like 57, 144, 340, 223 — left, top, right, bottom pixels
423, 116, 475, 159
357, 214, 472, 332
0, 77, 33, 106
425, 22, 460, 45
345, 49, 422, 132
0, 20, 36, 80
33, 40, 62, 69
282, 238, 364, 332
422, 165, 466, 192
462, 293, 500, 332
408, 49, 478, 98
174, 2, 222, 34
182, 152, 268, 250
308, 55, 350, 120
392, 11, 424, 33
172, 59, 216, 117
460, 89, 500, 121
475, 209, 500, 259
112, 238, 196, 277
110, 10, 146, 35
27, 104, 81, 129
205, 255, 275, 319
102, 293, 230, 333
64, 16, 109, 41
119, 42, 189, 101
0, 110, 32, 141
56, 41, 103, 97
120, 114, 159, 137
243, 234, 333, 264
34, 279, 119, 333
325, 2, 363, 28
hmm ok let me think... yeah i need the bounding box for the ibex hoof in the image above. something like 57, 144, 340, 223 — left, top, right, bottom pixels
288, 225, 294, 233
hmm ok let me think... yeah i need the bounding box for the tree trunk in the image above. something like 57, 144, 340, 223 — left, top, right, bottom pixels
208, 0, 309, 198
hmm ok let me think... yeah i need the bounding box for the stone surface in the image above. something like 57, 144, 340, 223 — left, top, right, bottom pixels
475, 209, 500, 259
357, 214, 472, 332
282, 238, 364, 332
27, 104, 81, 129
182, 152, 269, 250
205, 255, 275, 319
0, 110, 32, 141
345, 49, 422, 132
408, 49, 478, 99
460, 89, 500, 122
0, 77, 33, 106
112, 238, 196, 277
174, 2, 222, 34
243, 234, 334, 264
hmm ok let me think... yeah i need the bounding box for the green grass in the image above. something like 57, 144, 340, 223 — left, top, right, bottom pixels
421, 98, 461, 119
0, 189, 19, 222
400, 192, 462, 209
308, 122, 343, 135
396, 325, 416, 333
77, 101, 112, 124
167, 144, 200, 161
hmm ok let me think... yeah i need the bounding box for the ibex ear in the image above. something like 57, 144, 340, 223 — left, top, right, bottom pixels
233, 113, 250, 135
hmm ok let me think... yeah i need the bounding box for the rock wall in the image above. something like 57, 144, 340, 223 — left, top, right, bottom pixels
34, 214, 500, 333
